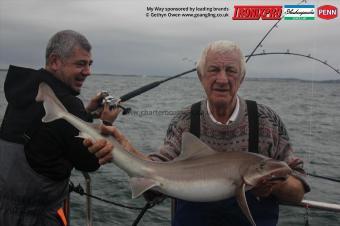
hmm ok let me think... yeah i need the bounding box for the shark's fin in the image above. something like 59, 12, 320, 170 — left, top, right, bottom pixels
90, 123, 102, 131
75, 123, 105, 141
243, 177, 258, 187
235, 182, 256, 226
35, 82, 68, 123
76, 123, 102, 139
129, 177, 160, 199
76, 132, 93, 140
174, 132, 216, 162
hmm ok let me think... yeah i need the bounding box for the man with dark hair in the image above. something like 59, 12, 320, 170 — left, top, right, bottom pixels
0, 30, 118, 226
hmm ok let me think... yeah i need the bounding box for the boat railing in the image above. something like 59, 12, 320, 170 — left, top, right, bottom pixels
82, 172, 93, 226
67, 173, 340, 226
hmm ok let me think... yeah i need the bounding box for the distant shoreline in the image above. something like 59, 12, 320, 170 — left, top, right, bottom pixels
0, 69, 339, 83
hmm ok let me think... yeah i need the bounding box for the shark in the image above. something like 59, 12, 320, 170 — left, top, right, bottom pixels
36, 82, 292, 226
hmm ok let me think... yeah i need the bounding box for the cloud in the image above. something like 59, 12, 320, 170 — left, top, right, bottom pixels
0, 0, 339, 80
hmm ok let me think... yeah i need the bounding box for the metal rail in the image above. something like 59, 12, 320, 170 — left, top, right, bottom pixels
78, 173, 340, 214
82, 172, 93, 226
284, 199, 340, 212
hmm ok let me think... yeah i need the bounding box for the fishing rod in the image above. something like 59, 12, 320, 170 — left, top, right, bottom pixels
246, 0, 307, 63
102, 3, 284, 107
119, 68, 196, 102
100, 0, 336, 110
102, 50, 339, 113
97, 68, 196, 115
248, 52, 340, 75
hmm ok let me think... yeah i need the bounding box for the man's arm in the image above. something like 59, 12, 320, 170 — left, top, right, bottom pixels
259, 105, 310, 202
83, 106, 190, 164
83, 125, 149, 164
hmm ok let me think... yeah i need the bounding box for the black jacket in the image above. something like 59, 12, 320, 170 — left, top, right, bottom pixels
0, 65, 100, 180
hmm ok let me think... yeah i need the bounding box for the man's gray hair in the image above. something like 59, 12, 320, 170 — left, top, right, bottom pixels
196, 40, 246, 79
45, 30, 91, 64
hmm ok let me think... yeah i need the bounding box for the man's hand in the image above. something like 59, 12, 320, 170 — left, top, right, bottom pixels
85, 92, 122, 124
100, 103, 121, 125
101, 125, 138, 153
83, 125, 148, 164
251, 178, 286, 198
84, 138, 113, 165
85, 92, 106, 115
251, 175, 305, 203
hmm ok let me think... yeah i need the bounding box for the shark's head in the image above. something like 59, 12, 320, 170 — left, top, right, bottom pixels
243, 158, 292, 186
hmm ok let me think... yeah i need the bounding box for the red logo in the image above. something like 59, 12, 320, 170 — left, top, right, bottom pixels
233, 5, 282, 20
317, 5, 338, 20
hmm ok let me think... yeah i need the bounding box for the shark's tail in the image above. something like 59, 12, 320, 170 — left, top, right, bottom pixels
35, 82, 68, 123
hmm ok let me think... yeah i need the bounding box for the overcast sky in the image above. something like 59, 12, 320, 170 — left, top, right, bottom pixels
0, 0, 339, 80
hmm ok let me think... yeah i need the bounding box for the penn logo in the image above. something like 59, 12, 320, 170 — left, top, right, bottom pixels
317, 5, 338, 20
233, 5, 282, 20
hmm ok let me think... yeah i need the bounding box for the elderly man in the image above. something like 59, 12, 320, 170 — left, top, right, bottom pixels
0, 30, 118, 226
86, 40, 310, 226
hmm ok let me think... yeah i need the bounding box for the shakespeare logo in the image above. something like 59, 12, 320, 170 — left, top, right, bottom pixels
317, 5, 338, 20
232, 5, 282, 20
284, 5, 315, 20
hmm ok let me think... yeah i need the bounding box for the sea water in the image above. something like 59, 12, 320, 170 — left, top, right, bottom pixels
0, 71, 339, 225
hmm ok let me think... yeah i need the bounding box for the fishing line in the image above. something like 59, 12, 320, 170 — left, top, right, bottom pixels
306, 173, 340, 183
69, 182, 149, 210
70, 182, 158, 225
131, 202, 154, 226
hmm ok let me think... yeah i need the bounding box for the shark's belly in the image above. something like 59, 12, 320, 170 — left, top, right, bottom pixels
156, 178, 237, 202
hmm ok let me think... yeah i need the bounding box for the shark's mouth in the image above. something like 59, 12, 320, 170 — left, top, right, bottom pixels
260, 168, 292, 182
267, 175, 288, 182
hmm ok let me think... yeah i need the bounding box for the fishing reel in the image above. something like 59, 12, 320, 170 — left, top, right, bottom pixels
90, 91, 131, 117
101, 93, 131, 115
